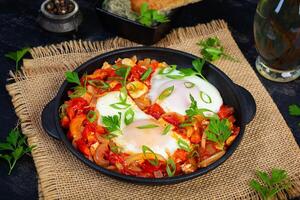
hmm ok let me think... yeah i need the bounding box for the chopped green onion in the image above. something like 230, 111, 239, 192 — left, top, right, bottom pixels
140, 67, 153, 81
87, 110, 97, 123
124, 108, 135, 125
184, 81, 195, 88
166, 158, 176, 177
142, 145, 159, 166
59, 104, 67, 118
158, 65, 176, 75
136, 124, 159, 129
177, 138, 191, 152
110, 145, 121, 154
119, 87, 128, 103
162, 125, 172, 135
88, 80, 110, 90
68, 86, 86, 98
158, 86, 174, 101
105, 130, 122, 139
110, 102, 131, 110
179, 123, 193, 128
166, 73, 185, 80
199, 91, 212, 104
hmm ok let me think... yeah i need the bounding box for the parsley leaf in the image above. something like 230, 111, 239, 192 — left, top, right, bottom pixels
5, 47, 30, 71
205, 118, 231, 147
138, 2, 169, 27
102, 113, 122, 138
288, 104, 300, 126
197, 37, 236, 62
249, 168, 291, 200
0, 125, 35, 175
288, 104, 300, 116
65, 71, 81, 85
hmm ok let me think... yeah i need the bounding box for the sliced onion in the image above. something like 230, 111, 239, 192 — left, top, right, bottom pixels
93, 140, 109, 167
201, 132, 207, 149
124, 153, 165, 166
198, 151, 226, 168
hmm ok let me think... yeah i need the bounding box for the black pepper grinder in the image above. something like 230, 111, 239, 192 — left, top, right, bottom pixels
37, 0, 82, 33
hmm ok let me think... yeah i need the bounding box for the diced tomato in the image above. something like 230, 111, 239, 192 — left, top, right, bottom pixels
95, 125, 106, 135
76, 139, 91, 157
140, 160, 164, 174
199, 142, 219, 160
86, 68, 116, 81
65, 98, 88, 120
60, 116, 70, 128
107, 152, 127, 165
82, 125, 97, 146
111, 82, 122, 91
173, 149, 188, 163
227, 115, 236, 123
128, 64, 146, 81
190, 131, 201, 144
162, 113, 184, 127
232, 126, 240, 135
145, 103, 165, 119
218, 105, 234, 119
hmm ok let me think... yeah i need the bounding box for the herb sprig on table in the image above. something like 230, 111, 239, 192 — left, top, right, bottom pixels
0, 125, 35, 175
138, 3, 169, 27
4, 47, 30, 71
249, 168, 291, 200
288, 104, 300, 126
197, 37, 236, 62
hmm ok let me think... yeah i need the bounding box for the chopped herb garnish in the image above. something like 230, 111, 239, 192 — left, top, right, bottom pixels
124, 108, 135, 125
68, 86, 86, 98
59, 103, 67, 119
199, 91, 212, 104
288, 104, 300, 126
110, 145, 122, 154
115, 66, 131, 86
158, 86, 174, 101
110, 102, 131, 110
177, 138, 191, 152
65, 71, 81, 85
192, 58, 207, 81
88, 80, 110, 90
102, 113, 122, 138
185, 94, 218, 119
162, 125, 172, 135
0, 125, 35, 175
197, 37, 236, 62
184, 81, 195, 88
205, 118, 231, 147
158, 65, 176, 75
142, 145, 159, 166
140, 67, 153, 81
138, 2, 169, 27
136, 124, 159, 129
5, 47, 30, 71
166, 158, 176, 177
87, 110, 97, 123
249, 168, 291, 200
165, 73, 186, 80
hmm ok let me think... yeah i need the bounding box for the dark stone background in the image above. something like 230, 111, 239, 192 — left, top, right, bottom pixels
0, 0, 299, 199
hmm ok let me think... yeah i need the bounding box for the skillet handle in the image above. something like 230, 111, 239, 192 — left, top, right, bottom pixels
235, 85, 256, 124
41, 99, 61, 140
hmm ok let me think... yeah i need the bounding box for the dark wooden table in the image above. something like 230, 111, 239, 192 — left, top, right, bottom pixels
0, 0, 299, 199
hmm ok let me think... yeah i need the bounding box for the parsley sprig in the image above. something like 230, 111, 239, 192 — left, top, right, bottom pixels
197, 37, 236, 62
185, 94, 216, 118
288, 104, 300, 126
138, 2, 169, 27
205, 118, 231, 148
65, 71, 87, 98
5, 47, 30, 71
102, 113, 122, 139
0, 125, 35, 175
249, 168, 291, 200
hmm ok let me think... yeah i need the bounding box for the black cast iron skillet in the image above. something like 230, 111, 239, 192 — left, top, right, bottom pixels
42, 47, 256, 185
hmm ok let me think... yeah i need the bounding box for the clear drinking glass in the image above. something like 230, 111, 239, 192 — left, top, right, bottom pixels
254, 0, 300, 82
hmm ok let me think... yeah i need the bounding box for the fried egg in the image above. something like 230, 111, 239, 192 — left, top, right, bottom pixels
96, 91, 188, 159
148, 68, 223, 116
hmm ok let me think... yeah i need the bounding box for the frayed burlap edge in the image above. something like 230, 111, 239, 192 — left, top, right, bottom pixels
6, 19, 300, 199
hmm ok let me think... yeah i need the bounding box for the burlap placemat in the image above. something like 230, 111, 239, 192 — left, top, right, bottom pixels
6, 20, 300, 200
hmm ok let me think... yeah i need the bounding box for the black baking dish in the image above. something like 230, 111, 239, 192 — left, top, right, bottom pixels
42, 47, 256, 185
95, 0, 180, 45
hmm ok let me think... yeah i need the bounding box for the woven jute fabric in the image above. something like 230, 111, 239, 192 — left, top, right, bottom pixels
6, 20, 300, 200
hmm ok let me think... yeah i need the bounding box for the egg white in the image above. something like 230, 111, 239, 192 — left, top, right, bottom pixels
148, 69, 223, 116
96, 91, 189, 159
